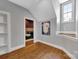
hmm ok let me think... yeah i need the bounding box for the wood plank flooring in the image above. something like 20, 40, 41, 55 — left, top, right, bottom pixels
0, 42, 71, 59
26, 40, 33, 46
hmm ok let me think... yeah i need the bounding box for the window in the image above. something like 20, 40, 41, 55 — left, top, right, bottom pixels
59, 0, 76, 33
61, 2, 73, 22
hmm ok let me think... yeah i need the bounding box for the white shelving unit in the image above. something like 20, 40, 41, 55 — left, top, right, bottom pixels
0, 11, 11, 55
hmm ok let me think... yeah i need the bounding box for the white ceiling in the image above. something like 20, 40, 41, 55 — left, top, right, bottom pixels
59, 0, 69, 3
9, 0, 69, 21
9, 0, 56, 21
9, 0, 42, 10
9, 0, 69, 8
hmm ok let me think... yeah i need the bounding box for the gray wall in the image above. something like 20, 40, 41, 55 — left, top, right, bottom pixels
0, 0, 77, 58
30, 0, 56, 21
34, 0, 77, 58
35, 18, 77, 59
35, 17, 57, 41
0, 0, 34, 48
60, 22, 76, 31
52, 0, 60, 31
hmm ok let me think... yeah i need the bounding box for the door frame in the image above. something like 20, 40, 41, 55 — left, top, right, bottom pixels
24, 17, 34, 46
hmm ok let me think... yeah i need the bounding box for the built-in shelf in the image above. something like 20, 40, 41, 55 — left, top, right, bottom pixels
0, 33, 7, 34
26, 28, 33, 32
0, 23, 7, 24
0, 11, 11, 55
0, 44, 6, 47
59, 34, 77, 41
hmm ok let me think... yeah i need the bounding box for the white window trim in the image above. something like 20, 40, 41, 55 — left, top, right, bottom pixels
58, 0, 77, 34
60, 0, 74, 23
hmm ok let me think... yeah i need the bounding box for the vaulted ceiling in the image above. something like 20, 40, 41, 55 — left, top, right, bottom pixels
8, 0, 62, 21
9, 0, 55, 21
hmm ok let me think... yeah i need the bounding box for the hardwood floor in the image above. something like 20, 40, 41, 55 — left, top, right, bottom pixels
0, 42, 71, 59
26, 40, 33, 46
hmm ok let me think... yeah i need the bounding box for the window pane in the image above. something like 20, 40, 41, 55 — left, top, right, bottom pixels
64, 18, 69, 21
67, 12, 72, 21
64, 13, 67, 18
63, 12, 72, 22
67, 12, 72, 19
64, 5, 68, 13
64, 3, 72, 13
67, 3, 72, 7
67, 3, 72, 12
64, 13, 68, 21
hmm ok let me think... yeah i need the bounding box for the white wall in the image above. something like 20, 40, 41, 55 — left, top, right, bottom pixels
0, 0, 34, 50
29, 0, 56, 21
52, 0, 60, 31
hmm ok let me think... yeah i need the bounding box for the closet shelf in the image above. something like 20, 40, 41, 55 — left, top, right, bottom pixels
0, 11, 10, 55
0, 23, 7, 24
0, 44, 6, 47
0, 33, 7, 34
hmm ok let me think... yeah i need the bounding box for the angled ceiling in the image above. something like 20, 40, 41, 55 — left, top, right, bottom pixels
9, 0, 42, 10
9, 0, 56, 21
59, 0, 69, 3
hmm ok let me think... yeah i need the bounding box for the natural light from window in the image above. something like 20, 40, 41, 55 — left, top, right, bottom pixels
63, 3, 72, 22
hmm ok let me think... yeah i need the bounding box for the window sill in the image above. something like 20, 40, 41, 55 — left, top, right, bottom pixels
61, 20, 74, 23
56, 31, 77, 41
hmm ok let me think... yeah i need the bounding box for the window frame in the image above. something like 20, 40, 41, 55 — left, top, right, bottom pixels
60, 0, 74, 23
57, 0, 76, 34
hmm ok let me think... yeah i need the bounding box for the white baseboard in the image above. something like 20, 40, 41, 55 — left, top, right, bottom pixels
0, 50, 9, 55
34, 39, 76, 59
0, 45, 25, 55
9, 45, 25, 52
26, 39, 33, 42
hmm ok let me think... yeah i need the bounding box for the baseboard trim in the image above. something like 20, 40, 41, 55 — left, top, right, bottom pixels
0, 51, 9, 55
34, 39, 76, 59
26, 39, 33, 42
0, 45, 25, 55
9, 45, 25, 52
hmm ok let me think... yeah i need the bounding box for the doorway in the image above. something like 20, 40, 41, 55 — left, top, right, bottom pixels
25, 18, 34, 46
